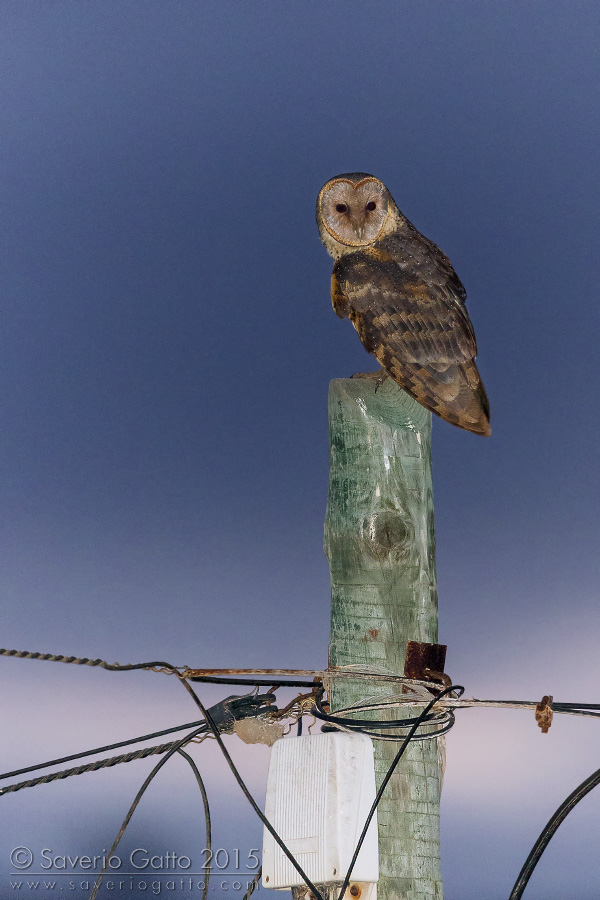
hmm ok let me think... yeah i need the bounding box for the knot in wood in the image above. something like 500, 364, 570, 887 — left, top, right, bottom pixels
362, 509, 412, 558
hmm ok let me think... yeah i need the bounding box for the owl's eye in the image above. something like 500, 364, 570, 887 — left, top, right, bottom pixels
335, 203, 348, 214
365, 201, 377, 211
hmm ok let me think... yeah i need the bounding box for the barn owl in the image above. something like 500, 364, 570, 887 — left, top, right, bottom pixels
316, 173, 490, 436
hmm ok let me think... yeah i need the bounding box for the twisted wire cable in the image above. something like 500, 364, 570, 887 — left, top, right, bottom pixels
0, 719, 206, 783
0, 732, 207, 796
0, 647, 179, 675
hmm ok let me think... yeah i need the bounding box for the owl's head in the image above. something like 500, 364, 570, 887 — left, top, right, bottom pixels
316, 173, 400, 257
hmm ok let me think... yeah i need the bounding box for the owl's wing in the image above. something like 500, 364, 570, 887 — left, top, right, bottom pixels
332, 247, 490, 435
332, 247, 476, 363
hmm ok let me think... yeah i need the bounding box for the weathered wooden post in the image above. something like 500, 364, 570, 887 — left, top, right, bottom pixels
324, 377, 442, 900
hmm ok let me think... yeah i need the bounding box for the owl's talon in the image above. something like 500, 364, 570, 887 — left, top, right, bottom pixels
351, 368, 390, 392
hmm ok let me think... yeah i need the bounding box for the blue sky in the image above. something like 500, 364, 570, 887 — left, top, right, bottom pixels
1, 3, 599, 898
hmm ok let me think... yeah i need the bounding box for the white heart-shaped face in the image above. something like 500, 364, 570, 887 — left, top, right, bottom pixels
318, 176, 389, 248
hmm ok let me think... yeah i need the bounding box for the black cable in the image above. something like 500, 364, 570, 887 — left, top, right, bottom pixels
313, 691, 442, 728
0, 719, 205, 782
555, 702, 600, 710
336, 684, 463, 900
321, 722, 454, 742
313, 690, 454, 740
508, 766, 600, 900
553, 703, 600, 719
315, 708, 442, 729
89, 723, 207, 900
242, 868, 262, 900
177, 676, 326, 900
347, 713, 455, 742
178, 748, 211, 900
89, 660, 176, 672
191, 675, 321, 687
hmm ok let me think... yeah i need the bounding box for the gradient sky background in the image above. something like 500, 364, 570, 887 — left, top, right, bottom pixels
1, 3, 599, 899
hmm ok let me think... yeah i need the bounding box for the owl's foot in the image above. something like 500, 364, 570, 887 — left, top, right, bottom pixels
351, 367, 391, 392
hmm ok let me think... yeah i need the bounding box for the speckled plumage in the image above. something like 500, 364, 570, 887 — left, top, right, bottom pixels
316, 173, 491, 436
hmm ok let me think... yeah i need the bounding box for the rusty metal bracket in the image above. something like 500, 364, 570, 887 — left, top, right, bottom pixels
535, 695, 553, 733
404, 641, 449, 686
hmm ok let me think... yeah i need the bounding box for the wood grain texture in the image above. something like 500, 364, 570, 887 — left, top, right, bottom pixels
324, 377, 442, 900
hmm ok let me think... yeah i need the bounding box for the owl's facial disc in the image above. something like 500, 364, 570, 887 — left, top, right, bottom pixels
318, 178, 389, 247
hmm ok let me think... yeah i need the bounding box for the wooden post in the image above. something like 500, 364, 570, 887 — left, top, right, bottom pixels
324, 378, 442, 900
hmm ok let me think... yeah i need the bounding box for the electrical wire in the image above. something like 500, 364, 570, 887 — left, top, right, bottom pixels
177, 748, 211, 900
444, 698, 600, 720
89, 725, 208, 900
7, 643, 600, 899
0, 719, 205, 782
508, 766, 600, 900
338, 715, 455, 742
242, 868, 262, 900
313, 688, 455, 741
316, 690, 600, 724
0, 689, 281, 796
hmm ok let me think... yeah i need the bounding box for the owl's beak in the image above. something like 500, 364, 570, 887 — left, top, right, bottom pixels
352, 215, 368, 240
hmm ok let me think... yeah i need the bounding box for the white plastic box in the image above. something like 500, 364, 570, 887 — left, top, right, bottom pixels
262, 731, 379, 892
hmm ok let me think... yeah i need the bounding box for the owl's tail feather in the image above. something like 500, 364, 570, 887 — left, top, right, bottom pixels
387, 357, 491, 437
